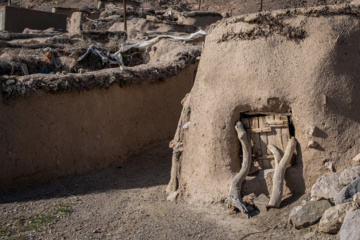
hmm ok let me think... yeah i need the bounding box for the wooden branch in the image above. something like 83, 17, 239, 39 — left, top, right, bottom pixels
267, 137, 296, 208
229, 121, 252, 218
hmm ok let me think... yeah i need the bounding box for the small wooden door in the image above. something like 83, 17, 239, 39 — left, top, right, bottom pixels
241, 114, 290, 169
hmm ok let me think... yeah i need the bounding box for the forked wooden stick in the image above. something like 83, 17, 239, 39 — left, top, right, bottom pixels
267, 137, 296, 208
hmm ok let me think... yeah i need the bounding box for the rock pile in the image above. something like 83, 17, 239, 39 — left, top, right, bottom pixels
289, 161, 360, 238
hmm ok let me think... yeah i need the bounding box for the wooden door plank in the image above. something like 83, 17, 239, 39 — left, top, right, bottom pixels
280, 115, 290, 151
258, 116, 271, 169
274, 115, 284, 155
266, 115, 277, 168
250, 117, 261, 156
266, 115, 276, 153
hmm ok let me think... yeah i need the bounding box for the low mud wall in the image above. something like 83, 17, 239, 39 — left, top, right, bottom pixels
0, 64, 197, 188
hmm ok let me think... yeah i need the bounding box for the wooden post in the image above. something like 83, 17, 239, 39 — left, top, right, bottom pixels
123, 0, 127, 31
260, 0, 263, 12
198, 0, 202, 11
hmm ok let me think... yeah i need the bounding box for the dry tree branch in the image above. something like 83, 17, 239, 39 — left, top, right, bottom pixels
229, 121, 252, 218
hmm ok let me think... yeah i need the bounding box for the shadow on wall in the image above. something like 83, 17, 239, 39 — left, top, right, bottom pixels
325, 29, 360, 124
0, 145, 172, 204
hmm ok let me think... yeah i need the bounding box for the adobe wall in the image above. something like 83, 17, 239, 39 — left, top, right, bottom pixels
2, 6, 67, 32
0, 64, 197, 188
169, 5, 360, 204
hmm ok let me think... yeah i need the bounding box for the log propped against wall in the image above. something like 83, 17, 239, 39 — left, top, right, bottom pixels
229, 121, 252, 218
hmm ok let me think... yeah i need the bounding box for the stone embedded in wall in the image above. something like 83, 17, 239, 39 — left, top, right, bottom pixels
353, 154, 360, 166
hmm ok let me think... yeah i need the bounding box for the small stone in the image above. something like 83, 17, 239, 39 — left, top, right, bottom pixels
6, 79, 15, 84
339, 166, 360, 186
339, 209, 360, 240
307, 140, 319, 148
324, 160, 335, 172
221, 12, 230, 18
311, 173, 341, 201
93, 229, 101, 233
307, 125, 316, 136
319, 202, 358, 234
183, 122, 190, 129
353, 154, 360, 166
167, 191, 179, 201
288, 200, 331, 229
253, 194, 269, 212
78, 68, 85, 74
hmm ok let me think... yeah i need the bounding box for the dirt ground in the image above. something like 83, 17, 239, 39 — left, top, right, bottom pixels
0, 144, 338, 240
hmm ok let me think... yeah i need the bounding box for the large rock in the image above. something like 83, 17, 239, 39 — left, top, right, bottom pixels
318, 202, 358, 234
339, 209, 360, 240
334, 177, 360, 205
288, 200, 331, 229
339, 166, 360, 186
311, 173, 341, 201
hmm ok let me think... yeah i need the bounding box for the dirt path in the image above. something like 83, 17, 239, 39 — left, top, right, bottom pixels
0, 144, 336, 240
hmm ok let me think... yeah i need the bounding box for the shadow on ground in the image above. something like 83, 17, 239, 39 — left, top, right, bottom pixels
0, 144, 172, 204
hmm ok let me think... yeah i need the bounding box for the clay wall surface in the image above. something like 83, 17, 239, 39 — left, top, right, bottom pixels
171, 5, 360, 205
0, 64, 197, 188
2, 6, 67, 32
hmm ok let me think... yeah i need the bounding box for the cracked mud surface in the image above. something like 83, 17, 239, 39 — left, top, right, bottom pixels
0, 145, 338, 240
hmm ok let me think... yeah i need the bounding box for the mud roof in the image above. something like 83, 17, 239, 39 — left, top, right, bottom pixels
0, 47, 200, 100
